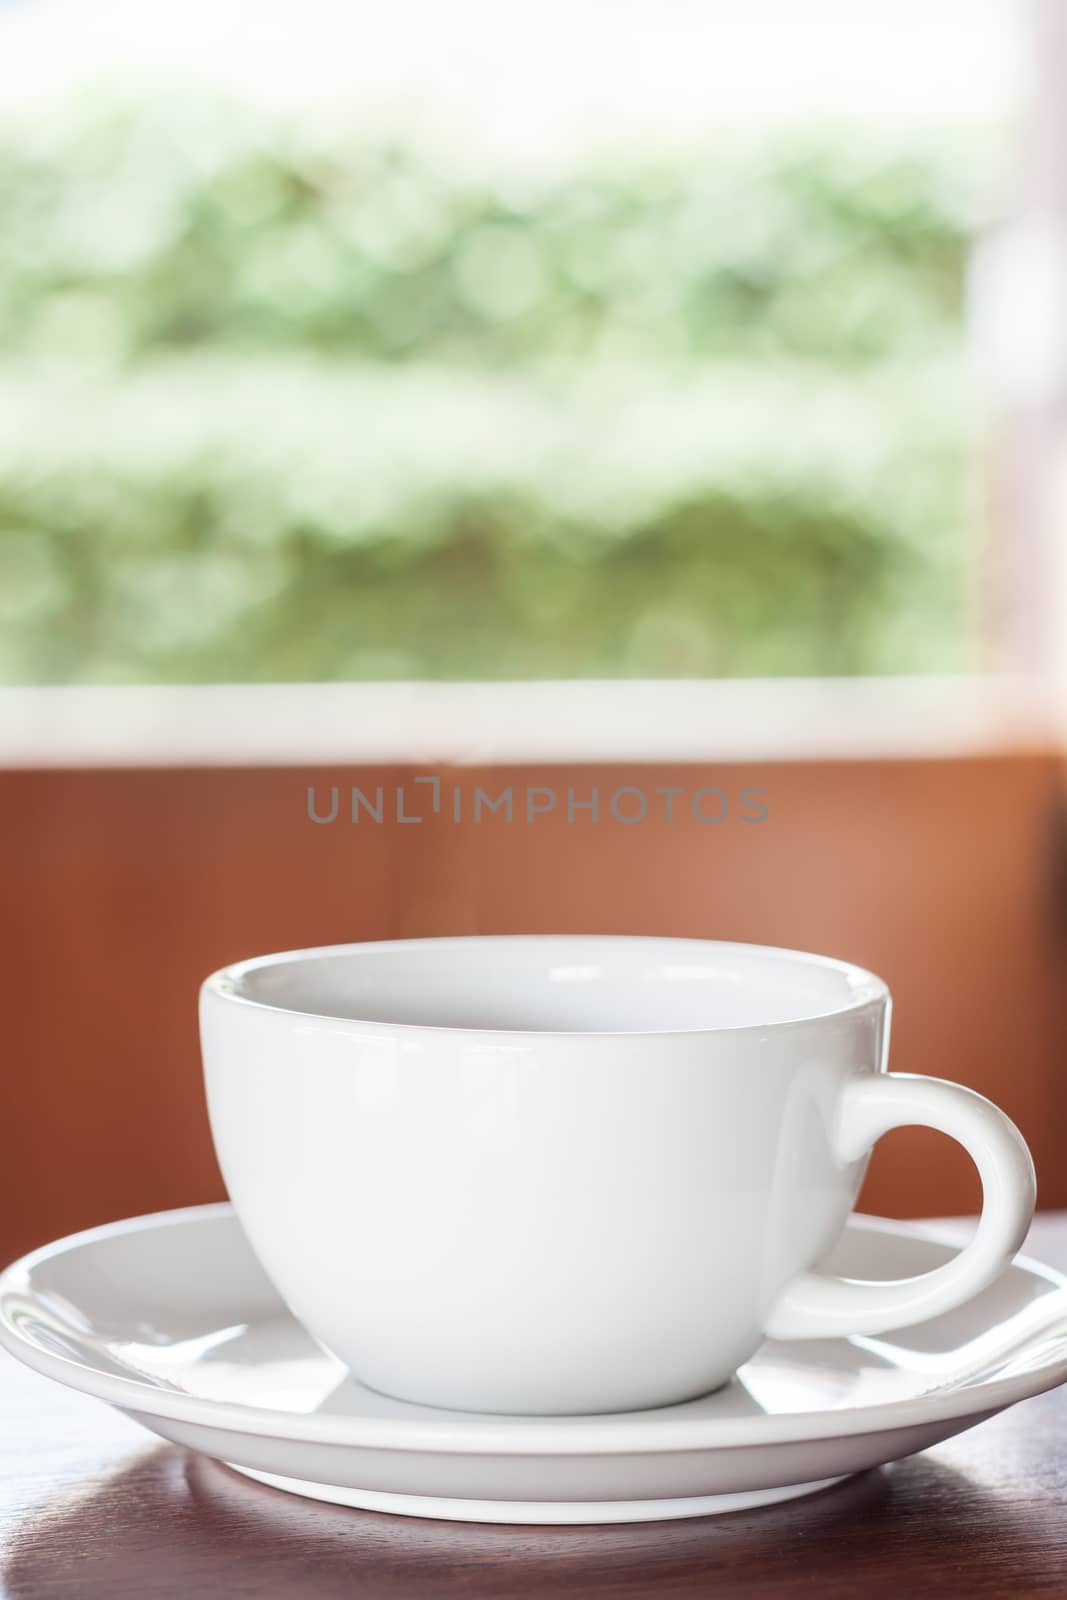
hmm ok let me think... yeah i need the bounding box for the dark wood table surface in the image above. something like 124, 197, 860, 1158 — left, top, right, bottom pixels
2, 1214, 1067, 1600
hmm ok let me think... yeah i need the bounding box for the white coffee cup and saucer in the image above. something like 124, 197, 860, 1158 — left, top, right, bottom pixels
2, 936, 1061, 1524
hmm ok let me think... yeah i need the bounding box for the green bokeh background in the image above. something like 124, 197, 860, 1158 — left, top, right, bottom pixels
0, 98, 984, 682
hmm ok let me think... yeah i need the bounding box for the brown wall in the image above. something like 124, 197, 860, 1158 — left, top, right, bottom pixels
1, 752, 1064, 1263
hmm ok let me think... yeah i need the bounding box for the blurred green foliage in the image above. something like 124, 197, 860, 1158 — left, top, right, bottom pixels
0, 98, 981, 681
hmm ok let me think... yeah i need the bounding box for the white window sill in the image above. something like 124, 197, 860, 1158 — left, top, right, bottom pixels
0, 677, 1054, 768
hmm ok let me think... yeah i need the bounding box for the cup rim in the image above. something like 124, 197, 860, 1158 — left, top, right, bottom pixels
201, 934, 889, 1040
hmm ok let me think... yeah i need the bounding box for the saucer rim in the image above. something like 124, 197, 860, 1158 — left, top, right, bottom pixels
2, 1203, 1065, 1458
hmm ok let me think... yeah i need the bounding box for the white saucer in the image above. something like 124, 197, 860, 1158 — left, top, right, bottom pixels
2, 1205, 1066, 1525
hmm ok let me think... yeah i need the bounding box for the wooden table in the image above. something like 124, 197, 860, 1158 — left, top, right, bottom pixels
3, 1215, 1067, 1600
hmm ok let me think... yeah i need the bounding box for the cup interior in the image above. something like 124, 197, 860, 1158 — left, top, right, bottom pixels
213, 936, 885, 1035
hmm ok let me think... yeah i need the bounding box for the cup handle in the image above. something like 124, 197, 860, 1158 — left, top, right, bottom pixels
764, 1072, 1037, 1340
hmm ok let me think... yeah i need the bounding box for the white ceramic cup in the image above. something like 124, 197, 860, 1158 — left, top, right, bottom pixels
200, 935, 1036, 1416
